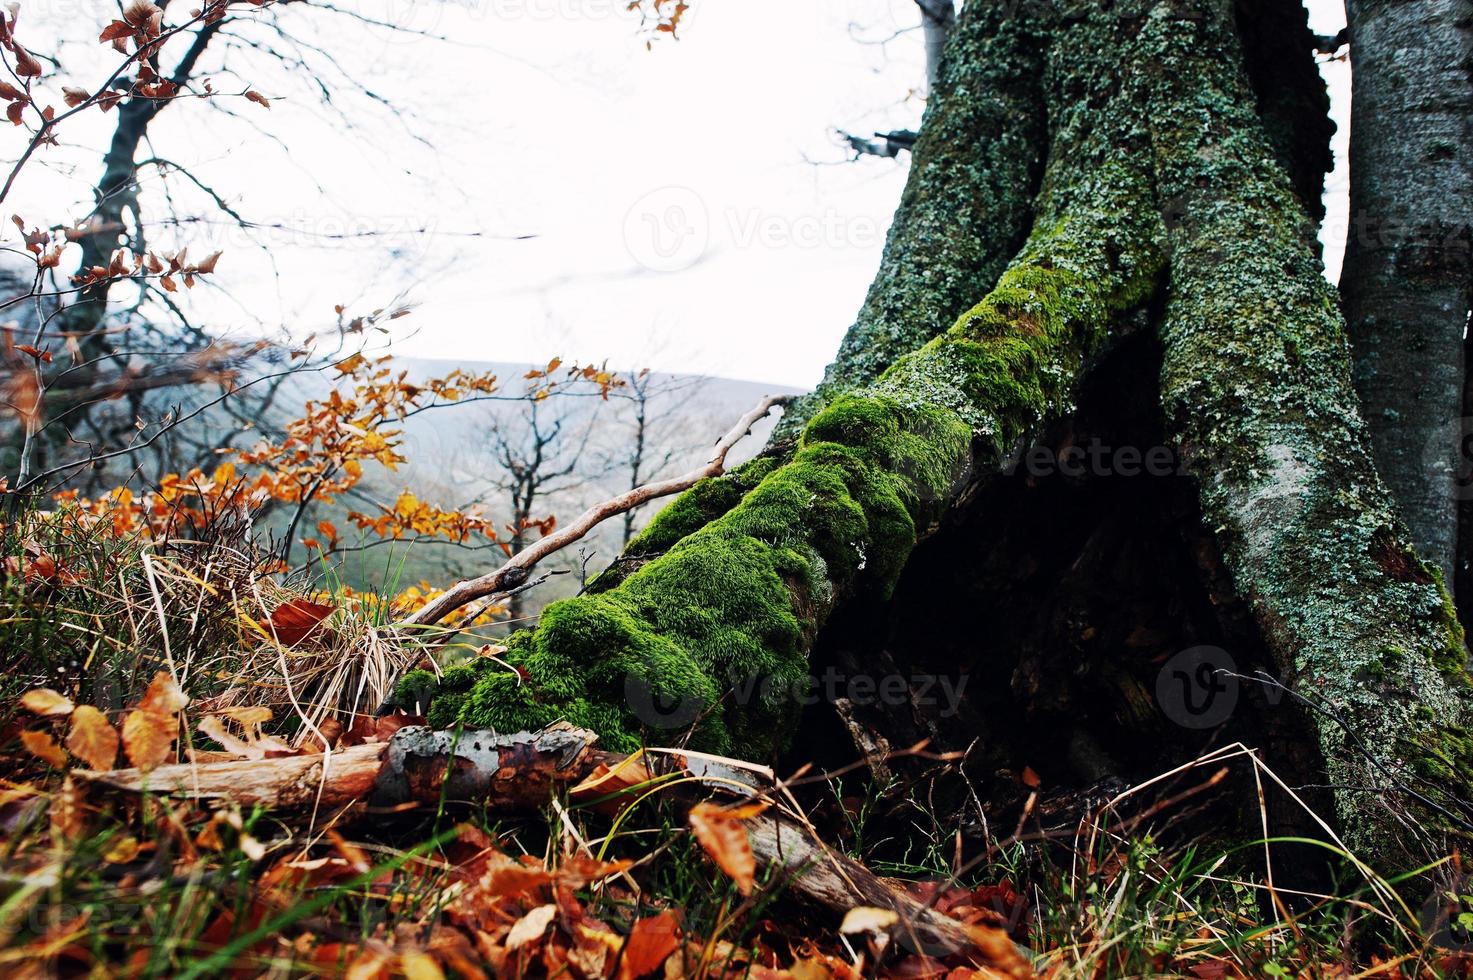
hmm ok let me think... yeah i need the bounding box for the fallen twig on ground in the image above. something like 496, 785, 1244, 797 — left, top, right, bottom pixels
80, 722, 1030, 976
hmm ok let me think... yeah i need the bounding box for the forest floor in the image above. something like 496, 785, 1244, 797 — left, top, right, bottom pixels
2, 500, 1472, 979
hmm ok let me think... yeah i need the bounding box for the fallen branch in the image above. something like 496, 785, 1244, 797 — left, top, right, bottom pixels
399, 394, 791, 628
81, 724, 1029, 975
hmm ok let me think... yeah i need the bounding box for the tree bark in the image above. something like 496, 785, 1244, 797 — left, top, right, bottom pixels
1340, 0, 1473, 587
1150, 0, 1473, 869
772, 0, 1050, 442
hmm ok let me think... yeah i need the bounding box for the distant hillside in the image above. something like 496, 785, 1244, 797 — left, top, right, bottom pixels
293, 357, 805, 622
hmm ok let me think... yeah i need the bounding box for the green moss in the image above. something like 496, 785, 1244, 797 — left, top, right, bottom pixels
1139, 0, 1473, 862
624, 456, 782, 556
775, 0, 1051, 439
422, 0, 1173, 762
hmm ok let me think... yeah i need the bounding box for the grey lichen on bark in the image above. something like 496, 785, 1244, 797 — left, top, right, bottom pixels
1340, 0, 1473, 587
1152, 0, 1473, 864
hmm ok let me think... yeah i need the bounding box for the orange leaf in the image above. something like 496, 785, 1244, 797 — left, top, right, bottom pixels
65, 705, 118, 772
687, 801, 768, 896
619, 911, 680, 979
21, 729, 67, 768
122, 709, 174, 771
21, 687, 73, 717
137, 670, 189, 715
267, 598, 335, 646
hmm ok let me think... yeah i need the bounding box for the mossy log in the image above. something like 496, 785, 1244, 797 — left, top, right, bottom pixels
408, 0, 1473, 875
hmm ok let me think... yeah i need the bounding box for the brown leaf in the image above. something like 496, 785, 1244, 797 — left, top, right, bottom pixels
244, 89, 270, 108
0, 81, 23, 100
99, 19, 133, 41
267, 597, 335, 646
60, 86, 89, 107
13, 46, 41, 78
506, 903, 557, 951
619, 911, 680, 979
687, 800, 768, 896
198, 715, 254, 759
21, 729, 67, 768
193, 249, 222, 274
65, 705, 118, 772
122, 0, 161, 27
137, 670, 189, 715
121, 709, 174, 771
21, 687, 73, 717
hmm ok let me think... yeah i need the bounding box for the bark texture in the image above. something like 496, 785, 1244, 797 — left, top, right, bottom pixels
1341, 0, 1473, 586
773, 0, 1050, 441
1151, 0, 1473, 866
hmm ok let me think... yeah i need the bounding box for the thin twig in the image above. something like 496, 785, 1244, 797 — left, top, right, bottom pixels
399, 395, 790, 628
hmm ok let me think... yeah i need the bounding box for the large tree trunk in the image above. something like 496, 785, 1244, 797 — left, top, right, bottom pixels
1340, 0, 1473, 588
772, 0, 1050, 442
416, 0, 1473, 877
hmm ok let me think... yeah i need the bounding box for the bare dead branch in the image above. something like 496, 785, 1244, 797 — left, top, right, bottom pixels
399, 394, 791, 629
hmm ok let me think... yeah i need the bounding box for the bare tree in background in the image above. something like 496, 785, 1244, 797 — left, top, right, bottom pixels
0, 0, 444, 493
474, 395, 606, 622
607, 368, 702, 548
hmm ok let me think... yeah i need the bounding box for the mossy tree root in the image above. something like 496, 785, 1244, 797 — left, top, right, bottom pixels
404, 6, 1169, 759
407, 0, 1473, 877
1147, 0, 1473, 866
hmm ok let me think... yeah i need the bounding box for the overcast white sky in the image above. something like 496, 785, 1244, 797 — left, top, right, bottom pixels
9, 0, 1352, 388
